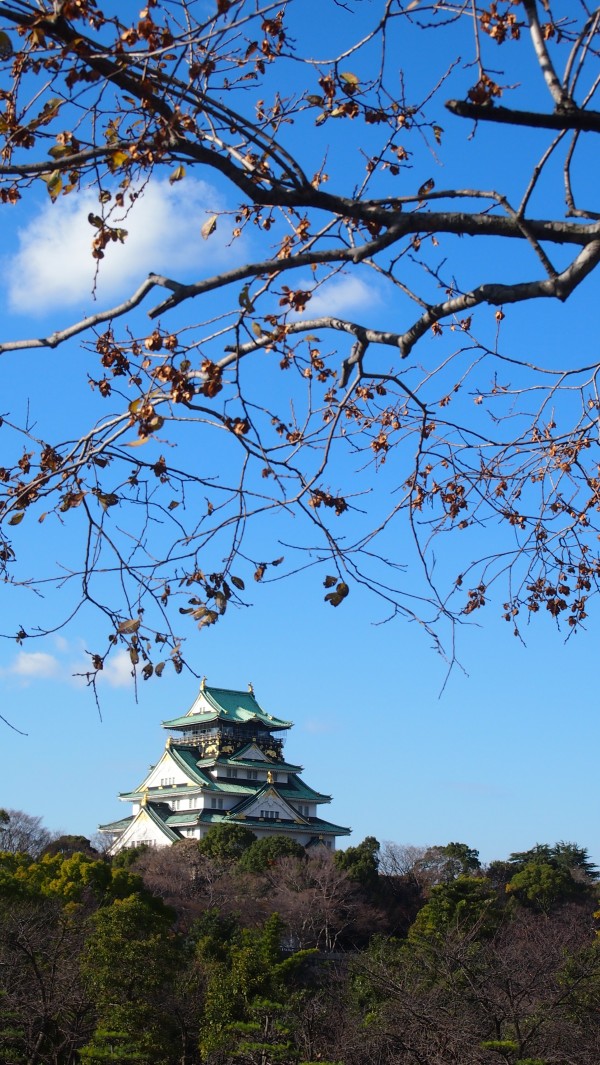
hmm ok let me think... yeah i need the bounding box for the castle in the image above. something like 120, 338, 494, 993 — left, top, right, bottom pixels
100, 681, 350, 853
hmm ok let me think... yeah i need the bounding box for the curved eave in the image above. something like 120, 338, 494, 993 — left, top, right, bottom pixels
161, 710, 220, 728
162, 685, 292, 731
99, 815, 133, 834
119, 784, 203, 801
144, 802, 182, 842
210, 811, 351, 836
195, 754, 303, 773
162, 711, 291, 731
169, 746, 215, 784
203, 685, 292, 729
285, 774, 332, 803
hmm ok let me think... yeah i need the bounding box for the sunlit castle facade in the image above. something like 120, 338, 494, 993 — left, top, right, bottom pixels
100, 681, 350, 854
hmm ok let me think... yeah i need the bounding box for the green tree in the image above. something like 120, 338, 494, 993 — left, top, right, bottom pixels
197, 823, 257, 864
334, 836, 380, 892
416, 842, 481, 885
409, 875, 502, 941
238, 836, 306, 875
198, 913, 314, 1063
40, 834, 98, 859
505, 841, 597, 914
506, 861, 582, 915
80, 894, 181, 1065
509, 842, 599, 881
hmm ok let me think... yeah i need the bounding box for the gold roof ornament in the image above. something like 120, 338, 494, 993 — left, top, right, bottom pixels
200, 676, 207, 690
267, 770, 274, 784
248, 681, 254, 694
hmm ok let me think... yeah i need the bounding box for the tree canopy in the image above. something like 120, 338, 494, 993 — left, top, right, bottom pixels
1, 1, 600, 683
1, 825, 600, 1064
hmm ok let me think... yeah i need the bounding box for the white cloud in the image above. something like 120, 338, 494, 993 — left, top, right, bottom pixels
98, 650, 135, 689
0, 650, 61, 680
294, 274, 379, 319
6, 177, 237, 315
0, 644, 133, 688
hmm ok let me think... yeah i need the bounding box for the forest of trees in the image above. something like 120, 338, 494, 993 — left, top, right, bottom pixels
1, 808, 600, 1065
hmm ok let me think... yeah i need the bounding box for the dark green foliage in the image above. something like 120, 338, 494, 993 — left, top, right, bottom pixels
503, 841, 598, 914
40, 835, 98, 859
334, 835, 380, 890
80, 894, 182, 1064
197, 822, 257, 862
79, 1027, 148, 1063
417, 841, 481, 884
238, 835, 306, 874
1, 812, 600, 1065
197, 912, 316, 1061
408, 875, 502, 940
110, 842, 151, 868
506, 860, 582, 913
509, 841, 599, 880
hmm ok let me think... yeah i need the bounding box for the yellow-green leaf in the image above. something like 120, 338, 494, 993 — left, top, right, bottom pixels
48, 144, 73, 160
239, 284, 254, 311
169, 164, 186, 184
8, 511, 24, 526
41, 170, 62, 202
108, 149, 129, 172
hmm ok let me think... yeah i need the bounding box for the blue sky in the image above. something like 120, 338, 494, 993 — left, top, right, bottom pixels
2, 575, 597, 866
0, 0, 598, 868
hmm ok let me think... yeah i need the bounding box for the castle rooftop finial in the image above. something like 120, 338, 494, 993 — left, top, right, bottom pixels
200, 676, 207, 690
248, 681, 254, 694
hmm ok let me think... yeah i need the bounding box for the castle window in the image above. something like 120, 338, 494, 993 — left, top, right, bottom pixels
226, 768, 238, 779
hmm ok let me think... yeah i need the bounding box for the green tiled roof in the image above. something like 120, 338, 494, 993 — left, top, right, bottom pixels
282, 775, 331, 803
209, 811, 351, 837
169, 746, 214, 784
99, 815, 133, 833
232, 745, 302, 771
123, 772, 332, 805
194, 754, 303, 773
119, 784, 202, 801
163, 810, 201, 827
196, 754, 304, 771
162, 684, 291, 730
101, 806, 350, 841
144, 803, 182, 842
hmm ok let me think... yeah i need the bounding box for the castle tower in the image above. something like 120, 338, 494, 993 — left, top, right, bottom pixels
100, 683, 350, 853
